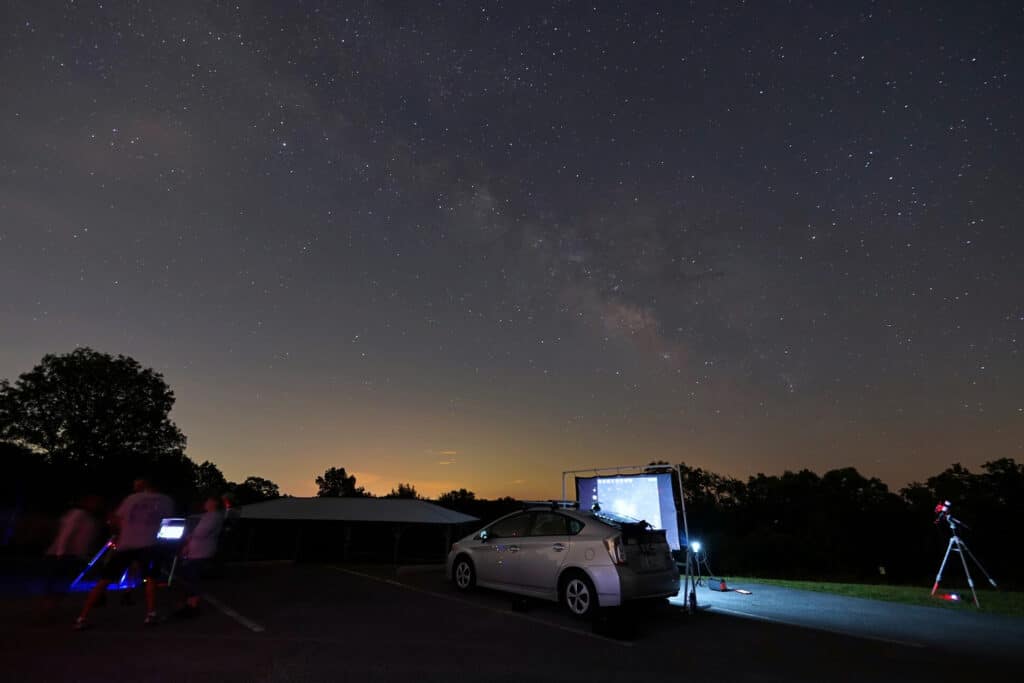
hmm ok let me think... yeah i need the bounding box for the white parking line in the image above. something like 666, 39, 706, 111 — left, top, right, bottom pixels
203, 593, 266, 633
710, 605, 925, 649
330, 565, 633, 648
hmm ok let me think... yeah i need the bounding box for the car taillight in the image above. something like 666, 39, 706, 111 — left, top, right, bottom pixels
604, 535, 627, 565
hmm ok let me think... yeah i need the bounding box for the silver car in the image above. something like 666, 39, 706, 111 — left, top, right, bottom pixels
446, 506, 680, 618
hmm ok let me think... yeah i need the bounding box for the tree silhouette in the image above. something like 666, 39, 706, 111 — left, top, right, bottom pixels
230, 476, 281, 505
194, 460, 230, 497
385, 483, 419, 499
437, 488, 476, 509
0, 348, 189, 499
315, 466, 366, 497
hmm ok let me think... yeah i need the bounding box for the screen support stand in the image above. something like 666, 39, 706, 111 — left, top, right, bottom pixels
675, 464, 696, 614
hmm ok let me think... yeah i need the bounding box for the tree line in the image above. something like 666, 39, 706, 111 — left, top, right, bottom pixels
667, 459, 1023, 586
3, 348, 1019, 585
312, 465, 434, 500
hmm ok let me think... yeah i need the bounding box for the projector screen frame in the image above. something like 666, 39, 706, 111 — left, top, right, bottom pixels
562, 463, 696, 613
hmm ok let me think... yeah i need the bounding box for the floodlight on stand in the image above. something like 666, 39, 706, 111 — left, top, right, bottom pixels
690, 541, 702, 553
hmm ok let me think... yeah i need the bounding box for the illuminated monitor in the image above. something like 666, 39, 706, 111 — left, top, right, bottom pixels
575, 473, 681, 550
156, 517, 186, 541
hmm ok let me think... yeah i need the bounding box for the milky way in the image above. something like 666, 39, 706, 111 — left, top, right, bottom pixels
1, 2, 1021, 497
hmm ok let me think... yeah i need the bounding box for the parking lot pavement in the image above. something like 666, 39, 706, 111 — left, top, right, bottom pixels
687, 579, 1024, 658
0, 563, 1019, 682
349, 564, 1021, 679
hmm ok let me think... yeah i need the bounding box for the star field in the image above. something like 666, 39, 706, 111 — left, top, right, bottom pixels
1, 1, 1021, 497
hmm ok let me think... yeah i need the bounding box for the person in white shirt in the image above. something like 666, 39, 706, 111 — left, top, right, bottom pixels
75, 478, 175, 630
174, 496, 224, 617
44, 496, 101, 603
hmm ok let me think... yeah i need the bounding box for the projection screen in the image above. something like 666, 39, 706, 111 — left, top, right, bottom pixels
575, 472, 682, 550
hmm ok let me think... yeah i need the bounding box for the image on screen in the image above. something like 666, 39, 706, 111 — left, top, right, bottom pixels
575, 473, 682, 550
597, 477, 661, 527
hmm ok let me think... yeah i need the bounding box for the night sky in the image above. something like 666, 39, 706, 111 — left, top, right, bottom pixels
2, 1, 1021, 499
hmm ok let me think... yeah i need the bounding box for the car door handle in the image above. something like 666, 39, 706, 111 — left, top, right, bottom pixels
552, 543, 565, 552
508, 545, 520, 553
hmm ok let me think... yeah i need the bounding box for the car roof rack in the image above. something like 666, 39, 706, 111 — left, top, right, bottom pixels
521, 499, 580, 510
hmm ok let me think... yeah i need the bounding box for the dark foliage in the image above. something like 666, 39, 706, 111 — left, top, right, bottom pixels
434, 489, 520, 522
677, 459, 1022, 586
230, 476, 282, 505
385, 483, 420, 499
0, 348, 190, 503
194, 460, 230, 498
0, 349, 281, 521
315, 466, 367, 497
437, 488, 476, 510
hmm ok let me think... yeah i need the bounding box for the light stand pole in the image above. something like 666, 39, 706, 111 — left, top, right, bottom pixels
675, 463, 696, 613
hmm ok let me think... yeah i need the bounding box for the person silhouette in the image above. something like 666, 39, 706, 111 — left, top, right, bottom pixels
43, 494, 101, 609
174, 496, 224, 618
74, 477, 174, 630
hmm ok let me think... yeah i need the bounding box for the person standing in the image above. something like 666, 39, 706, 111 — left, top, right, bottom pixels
174, 496, 224, 617
43, 495, 101, 606
74, 477, 174, 630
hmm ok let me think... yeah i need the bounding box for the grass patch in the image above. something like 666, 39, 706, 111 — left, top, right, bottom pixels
724, 577, 1024, 618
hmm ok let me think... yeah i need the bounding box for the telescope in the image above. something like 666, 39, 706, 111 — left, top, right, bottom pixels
930, 501, 995, 607
933, 500, 969, 529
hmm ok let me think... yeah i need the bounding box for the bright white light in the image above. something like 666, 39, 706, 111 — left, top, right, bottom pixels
157, 518, 186, 541
690, 541, 702, 553
157, 526, 184, 540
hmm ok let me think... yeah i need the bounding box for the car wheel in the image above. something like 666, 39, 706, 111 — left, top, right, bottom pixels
562, 572, 598, 619
452, 556, 476, 591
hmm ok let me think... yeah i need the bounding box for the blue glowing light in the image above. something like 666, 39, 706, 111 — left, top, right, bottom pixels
67, 541, 139, 593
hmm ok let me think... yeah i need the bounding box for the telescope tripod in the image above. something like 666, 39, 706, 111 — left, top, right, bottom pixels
931, 521, 996, 608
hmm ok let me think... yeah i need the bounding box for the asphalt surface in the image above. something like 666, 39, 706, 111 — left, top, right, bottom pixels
0, 562, 1020, 682
682, 580, 1024, 658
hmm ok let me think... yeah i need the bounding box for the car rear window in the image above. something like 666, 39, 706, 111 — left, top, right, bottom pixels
530, 512, 571, 536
